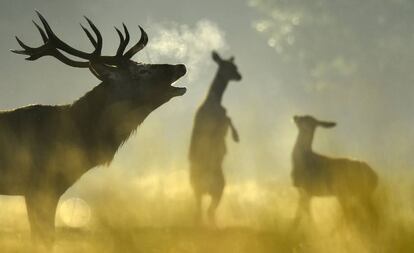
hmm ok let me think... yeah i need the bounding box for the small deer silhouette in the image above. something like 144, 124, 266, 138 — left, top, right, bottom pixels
291, 115, 378, 225
189, 51, 241, 225
6, 12, 186, 246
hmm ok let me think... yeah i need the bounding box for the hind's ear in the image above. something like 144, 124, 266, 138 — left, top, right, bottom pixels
318, 121, 337, 128
212, 51, 222, 63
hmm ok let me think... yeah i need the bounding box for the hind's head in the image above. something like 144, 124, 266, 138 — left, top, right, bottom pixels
212, 51, 242, 81
293, 115, 336, 132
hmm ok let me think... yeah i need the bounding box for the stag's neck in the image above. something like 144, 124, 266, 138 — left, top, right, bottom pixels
70, 83, 151, 164
293, 130, 315, 157
205, 71, 229, 105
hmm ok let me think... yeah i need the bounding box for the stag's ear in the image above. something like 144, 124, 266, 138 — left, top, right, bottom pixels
318, 121, 337, 128
212, 51, 222, 63
89, 62, 120, 81
229, 56, 235, 62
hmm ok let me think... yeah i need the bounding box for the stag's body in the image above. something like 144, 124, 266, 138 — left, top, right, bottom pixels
7, 12, 186, 247
0, 94, 144, 195
291, 115, 378, 224
189, 51, 241, 224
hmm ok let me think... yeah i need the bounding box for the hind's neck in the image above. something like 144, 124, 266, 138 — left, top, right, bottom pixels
205, 69, 229, 105
293, 130, 315, 155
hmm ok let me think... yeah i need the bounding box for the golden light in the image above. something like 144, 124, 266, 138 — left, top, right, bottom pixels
58, 197, 91, 228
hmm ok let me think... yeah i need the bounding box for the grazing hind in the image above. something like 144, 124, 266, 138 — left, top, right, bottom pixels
291, 115, 378, 225
189, 51, 241, 225
6, 12, 187, 247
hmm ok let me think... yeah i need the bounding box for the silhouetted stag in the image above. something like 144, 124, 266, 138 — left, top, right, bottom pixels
292, 115, 378, 225
189, 51, 241, 225
7, 12, 186, 246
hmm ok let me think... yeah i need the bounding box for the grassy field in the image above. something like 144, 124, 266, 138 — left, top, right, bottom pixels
0, 218, 413, 253
1, 176, 414, 252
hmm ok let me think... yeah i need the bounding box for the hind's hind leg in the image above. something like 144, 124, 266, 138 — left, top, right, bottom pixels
207, 190, 223, 226
194, 190, 203, 225
359, 194, 378, 229
338, 194, 378, 231
338, 195, 354, 221
207, 175, 225, 226
190, 168, 204, 226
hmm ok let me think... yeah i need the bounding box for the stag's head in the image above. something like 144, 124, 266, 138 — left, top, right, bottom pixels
12, 12, 187, 111
212, 51, 242, 81
293, 115, 336, 133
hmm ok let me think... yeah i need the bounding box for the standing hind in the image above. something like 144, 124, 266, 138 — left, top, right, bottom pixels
189, 51, 241, 225
291, 115, 378, 225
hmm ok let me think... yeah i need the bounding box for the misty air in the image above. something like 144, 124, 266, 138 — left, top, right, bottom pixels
0, 0, 413, 252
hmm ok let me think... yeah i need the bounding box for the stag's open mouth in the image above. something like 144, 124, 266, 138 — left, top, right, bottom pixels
169, 64, 187, 96
171, 86, 187, 96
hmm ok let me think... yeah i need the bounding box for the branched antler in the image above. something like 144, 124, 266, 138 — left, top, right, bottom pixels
12, 11, 148, 67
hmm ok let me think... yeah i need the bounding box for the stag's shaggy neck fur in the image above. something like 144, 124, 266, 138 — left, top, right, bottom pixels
70, 82, 152, 167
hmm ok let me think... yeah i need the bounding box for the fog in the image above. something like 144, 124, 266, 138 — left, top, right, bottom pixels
0, 0, 413, 252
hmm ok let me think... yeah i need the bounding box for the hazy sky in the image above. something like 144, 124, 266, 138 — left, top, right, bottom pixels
0, 0, 414, 227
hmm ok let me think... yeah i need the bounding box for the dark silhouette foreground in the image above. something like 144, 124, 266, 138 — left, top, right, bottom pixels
291, 115, 378, 226
189, 51, 241, 225
5, 12, 186, 247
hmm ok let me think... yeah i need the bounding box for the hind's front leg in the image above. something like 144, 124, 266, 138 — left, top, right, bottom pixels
293, 188, 311, 227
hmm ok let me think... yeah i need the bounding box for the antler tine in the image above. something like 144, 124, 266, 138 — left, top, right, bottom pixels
11, 33, 47, 56
80, 24, 98, 49
115, 27, 125, 56
36, 11, 92, 59
11, 37, 51, 60
123, 23, 130, 48
32, 21, 48, 43
12, 37, 31, 52
115, 24, 131, 57
35, 10, 54, 39
13, 12, 149, 67
11, 13, 91, 67
10, 40, 30, 55
123, 26, 148, 59
12, 35, 89, 67
84, 16, 102, 54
